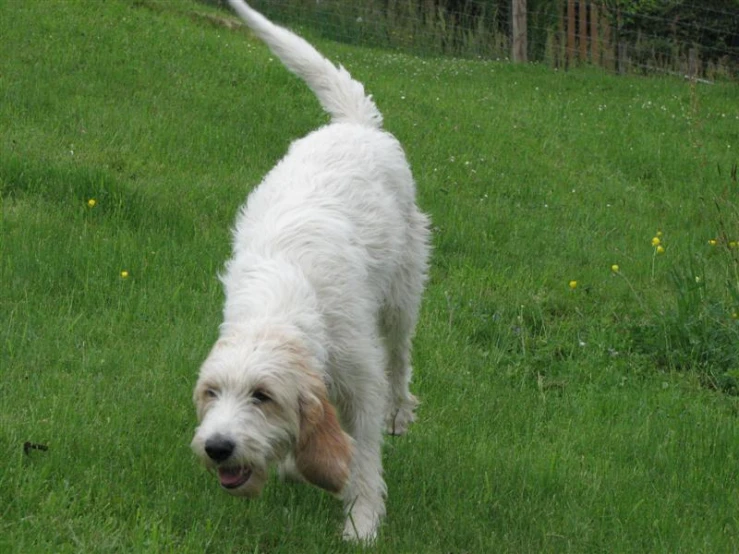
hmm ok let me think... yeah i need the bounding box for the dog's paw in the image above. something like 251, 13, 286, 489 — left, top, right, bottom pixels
384, 394, 418, 436
342, 508, 380, 543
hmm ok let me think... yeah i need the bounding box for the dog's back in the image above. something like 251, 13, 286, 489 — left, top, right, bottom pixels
230, 123, 416, 309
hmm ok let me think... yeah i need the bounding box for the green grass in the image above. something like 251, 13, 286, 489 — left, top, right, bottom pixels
2, 1, 739, 552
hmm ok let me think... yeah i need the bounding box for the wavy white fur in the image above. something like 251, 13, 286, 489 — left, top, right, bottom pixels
191, 0, 431, 542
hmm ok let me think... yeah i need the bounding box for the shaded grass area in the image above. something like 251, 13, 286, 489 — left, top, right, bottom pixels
1, 0, 738, 552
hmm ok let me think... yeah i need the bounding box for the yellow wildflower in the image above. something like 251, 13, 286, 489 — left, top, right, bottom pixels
569, 280, 578, 290
656, 245, 665, 254
708, 239, 717, 246
87, 198, 97, 208
651, 237, 661, 247
120, 270, 129, 279
611, 264, 620, 273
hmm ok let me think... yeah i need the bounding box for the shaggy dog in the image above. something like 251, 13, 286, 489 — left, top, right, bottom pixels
190, 0, 430, 541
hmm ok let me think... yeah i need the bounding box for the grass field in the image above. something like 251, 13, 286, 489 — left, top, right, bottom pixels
2, 1, 739, 552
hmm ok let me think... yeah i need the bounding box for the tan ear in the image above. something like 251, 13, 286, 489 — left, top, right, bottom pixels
295, 382, 353, 495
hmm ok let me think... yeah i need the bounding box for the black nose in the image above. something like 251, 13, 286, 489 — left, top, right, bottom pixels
204, 436, 235, 462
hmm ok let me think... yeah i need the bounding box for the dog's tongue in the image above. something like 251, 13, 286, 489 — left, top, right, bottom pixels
218, 466, 250, 488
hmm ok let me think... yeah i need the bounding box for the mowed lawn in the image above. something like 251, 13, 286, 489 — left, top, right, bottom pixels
1, 1, 738, 552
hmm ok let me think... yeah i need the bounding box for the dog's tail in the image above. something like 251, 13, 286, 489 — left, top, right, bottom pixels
227, 0, 383, 129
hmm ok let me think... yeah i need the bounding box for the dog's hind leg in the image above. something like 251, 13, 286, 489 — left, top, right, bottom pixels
381, 209, 429, 436
381, 305, 419, 436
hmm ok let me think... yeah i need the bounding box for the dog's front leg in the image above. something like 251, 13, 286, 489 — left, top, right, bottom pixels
342, 418, 386, 541
338, 375, 388, 542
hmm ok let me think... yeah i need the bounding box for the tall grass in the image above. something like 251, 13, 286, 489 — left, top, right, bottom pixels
2, 0, 739, 552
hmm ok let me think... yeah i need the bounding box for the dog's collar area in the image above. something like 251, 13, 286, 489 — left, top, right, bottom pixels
218, 466, 252, 489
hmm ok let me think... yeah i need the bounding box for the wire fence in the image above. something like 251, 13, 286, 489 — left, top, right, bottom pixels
204, 0, 739, 81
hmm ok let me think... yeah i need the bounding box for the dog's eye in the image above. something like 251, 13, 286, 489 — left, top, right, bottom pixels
252, 389, 271, 403
204, 388, 218, 399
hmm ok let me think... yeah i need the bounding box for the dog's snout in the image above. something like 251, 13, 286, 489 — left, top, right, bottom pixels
204, 435, 235, 462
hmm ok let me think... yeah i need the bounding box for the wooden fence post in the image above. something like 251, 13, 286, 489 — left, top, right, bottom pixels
512, 0, 527, 62
602, 5, 614, 70
616, 8, 628, 74
557, 0, 565, 68
618, 41, 628, 74
590, 3, 599, 65
567, 0, 575, 65
688, 47, 699, 80
579, 1, 588, 61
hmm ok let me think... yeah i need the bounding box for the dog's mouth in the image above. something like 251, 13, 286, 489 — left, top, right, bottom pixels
217, 466, 252, 489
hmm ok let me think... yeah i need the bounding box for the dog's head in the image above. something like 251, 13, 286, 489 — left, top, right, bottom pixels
191, 328, 352, 497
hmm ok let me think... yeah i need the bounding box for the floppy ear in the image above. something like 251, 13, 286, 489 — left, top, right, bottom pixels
295, 378, 353, 495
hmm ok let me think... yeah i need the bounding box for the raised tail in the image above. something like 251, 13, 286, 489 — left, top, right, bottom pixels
227, 0, 383, 129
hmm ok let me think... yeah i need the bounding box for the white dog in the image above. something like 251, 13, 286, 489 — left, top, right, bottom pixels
190, 0, 430, 542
